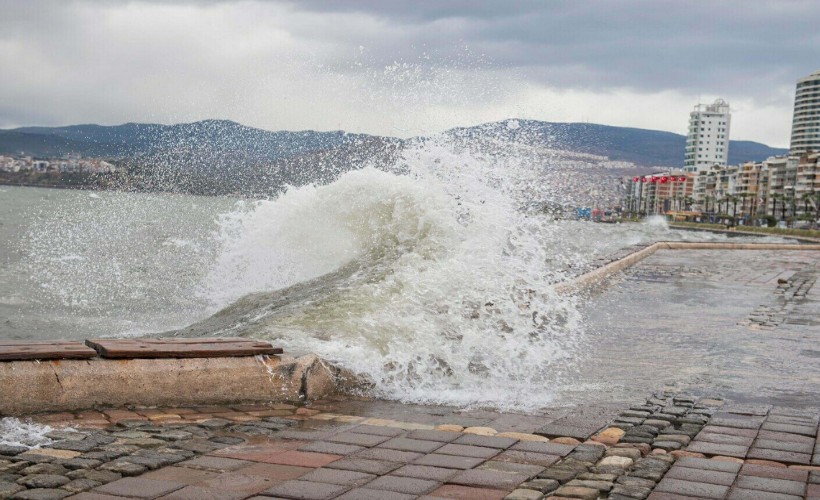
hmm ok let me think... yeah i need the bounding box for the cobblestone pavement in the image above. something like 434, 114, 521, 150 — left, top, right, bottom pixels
1, 393, 819, 499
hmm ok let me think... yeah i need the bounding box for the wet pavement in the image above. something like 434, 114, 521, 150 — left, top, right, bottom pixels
573, 248, 820, 407
1, 246, 819, 499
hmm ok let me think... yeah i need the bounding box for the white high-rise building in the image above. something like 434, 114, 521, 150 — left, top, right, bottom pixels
789, 70, 820, 155
683, 98, 731, 172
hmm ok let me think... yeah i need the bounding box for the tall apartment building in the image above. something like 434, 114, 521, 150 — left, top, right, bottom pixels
683, 99, 731, 172
790, 70, 820, 155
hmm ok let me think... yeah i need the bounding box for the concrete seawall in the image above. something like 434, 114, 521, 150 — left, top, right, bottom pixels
556, 241, 820, 294
0, 353, 353, 416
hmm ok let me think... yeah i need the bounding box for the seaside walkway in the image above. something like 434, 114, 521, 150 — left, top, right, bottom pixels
1, 241, 818, 499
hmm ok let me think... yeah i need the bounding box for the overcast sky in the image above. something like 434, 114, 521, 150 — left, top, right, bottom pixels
1, 0, 818, 147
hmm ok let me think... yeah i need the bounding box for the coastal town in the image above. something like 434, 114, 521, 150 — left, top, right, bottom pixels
621, 70, 820, 227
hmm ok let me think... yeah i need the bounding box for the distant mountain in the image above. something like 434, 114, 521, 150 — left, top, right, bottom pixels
0, 119, 789, 196
443, 120, 788, 168
1, 120, 374, 161
0, 119, 787, 168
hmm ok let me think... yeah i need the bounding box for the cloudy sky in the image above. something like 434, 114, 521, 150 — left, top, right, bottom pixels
1, 0, 818, 147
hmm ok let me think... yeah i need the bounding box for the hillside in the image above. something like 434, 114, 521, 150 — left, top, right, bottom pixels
444, 120, 787, 167
1, 119, 787, 168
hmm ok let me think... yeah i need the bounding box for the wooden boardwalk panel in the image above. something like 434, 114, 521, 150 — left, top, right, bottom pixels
0, 340, 97, 361
85, 337, 282, 359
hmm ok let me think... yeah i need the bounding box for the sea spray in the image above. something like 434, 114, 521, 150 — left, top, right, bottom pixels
193, 139, 598, 410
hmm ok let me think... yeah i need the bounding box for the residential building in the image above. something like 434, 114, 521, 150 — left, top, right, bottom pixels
683, 99, 731, 172
790, 70, 820, 155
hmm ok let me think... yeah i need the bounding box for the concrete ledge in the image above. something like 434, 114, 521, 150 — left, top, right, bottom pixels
0, 353, 350, 416
557, 241, 820, 294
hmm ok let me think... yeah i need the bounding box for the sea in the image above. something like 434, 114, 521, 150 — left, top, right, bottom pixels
0, 139, 798, 412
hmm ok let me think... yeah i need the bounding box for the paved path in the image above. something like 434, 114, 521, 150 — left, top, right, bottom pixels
1, 393, 818, 499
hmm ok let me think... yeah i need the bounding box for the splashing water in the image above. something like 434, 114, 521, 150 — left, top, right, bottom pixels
182, 138, 663, 410
0, 418, 54, 448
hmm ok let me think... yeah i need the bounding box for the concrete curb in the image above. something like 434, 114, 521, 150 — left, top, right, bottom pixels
556, 241, 820, 294
669, 224, 820, 243
0, 353, 351, 416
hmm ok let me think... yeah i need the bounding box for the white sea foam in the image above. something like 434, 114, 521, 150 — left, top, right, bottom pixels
197, 140, 636, 410
0, 418, 54, 448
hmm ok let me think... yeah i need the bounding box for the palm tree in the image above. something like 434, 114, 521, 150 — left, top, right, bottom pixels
800, 191, 813, 218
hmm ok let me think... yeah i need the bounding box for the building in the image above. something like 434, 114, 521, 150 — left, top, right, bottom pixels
790, 70, 820, 155
683, 99, 731, 172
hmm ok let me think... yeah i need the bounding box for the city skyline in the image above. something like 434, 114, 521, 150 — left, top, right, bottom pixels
2, 1, 819, 147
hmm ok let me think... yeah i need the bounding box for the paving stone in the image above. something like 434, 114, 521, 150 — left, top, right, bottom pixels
348, 425, 406, 437
735, 475, 806, 495
518, 478, 559, 493
534, 425, 598, 441
665, 465, 737, 485
8, 488, 71, 500
392, 465, 459, 482
406, 430, 462, 443
754, 439, 814, 454
535, 467, 578, 483
233, 463, 310, 481
353, 448, 423, 463
426, 483, 509, 500
412, 453, 485, 470
453, 434, 518, 449
695, 432, 754, 446
654, 477, 730, 498
378, 438, 443, 454
97, 460, 148, 476
19, 474, 71, 488
510, 442, 574, 456
494, 451, 560, 467
609, 483, 652, 499
62, 478, 101, 493
326, 457, 402, 475
297, 441, 364, 456
154, 485, 248, 500
652, 441, 681, 451
298, 468, 375, 486
709, 414, 764, 430
503, 488, 544, 500
760, 422, 817, 436
0, 446, 28, 457
335, 487, 415, 500
141, 466, 219, 484
450, 469, 530, 491
262, 479, 350, 499
95, 477, 185, 498
327, 432, 391, 447
701, 426, 759, 438
178, 456, 250, 472
479, 461, 544, 477
616, 475, 655, 489
253, 450, 342, 468
366, 475, 440, 494
0, 481, 25, 497
21, 464, 67, 476
747, 448, 811, 464
675, 456, 742, 473
552, 485, 599, 499
687, 441, 749, 458
726, 488, 802, 500
566, 479, 613, 492
197, 472, 276, 494
436, 444, 500, 459
740, 463, 808, 482
606, 448, 642, 460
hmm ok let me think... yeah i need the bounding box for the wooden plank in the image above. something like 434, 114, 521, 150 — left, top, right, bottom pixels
85, 337, 283, 359
0, 340, 97, 361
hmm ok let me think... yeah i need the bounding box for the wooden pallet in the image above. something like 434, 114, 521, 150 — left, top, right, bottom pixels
85, 337, 283, 359
0, 340, 97, 361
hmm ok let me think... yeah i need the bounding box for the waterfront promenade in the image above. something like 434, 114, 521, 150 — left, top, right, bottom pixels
1, 243, 818, 499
